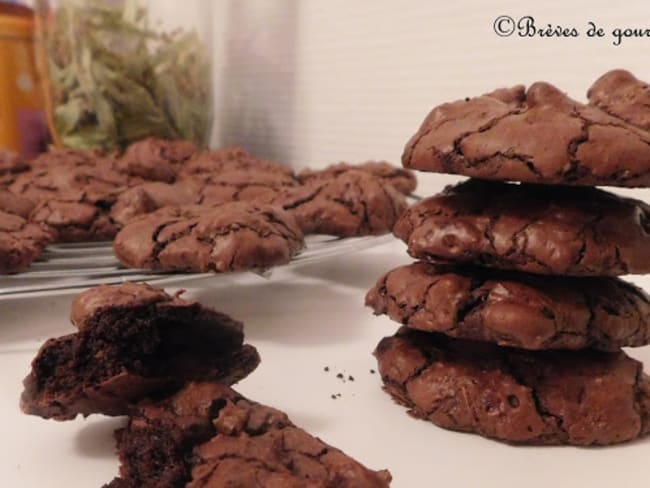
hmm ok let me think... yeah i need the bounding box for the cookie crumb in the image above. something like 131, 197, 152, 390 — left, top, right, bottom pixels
324, 366, 329, 372
348, 375, 355, 381
464, 97, 470, 101
370, 369, 376, 374
336, 373, 344, 379
331, 394, 337, 399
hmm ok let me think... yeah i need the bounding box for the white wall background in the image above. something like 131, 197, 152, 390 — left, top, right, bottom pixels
206, 0, 650, 189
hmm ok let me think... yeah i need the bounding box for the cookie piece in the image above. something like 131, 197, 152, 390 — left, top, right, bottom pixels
403, 80, 650, 187
21, 283, 260, 420
588, 69, 650, 131
106, 382, 391, 488
375, 327, 650, 446
367, 262, 650, 351
0, 210, 54, 274
299, 161, 417, 195
117, 137, 196, 183
0, 148, 29, 186
113, 202, 304, 272
269, 170, 408, 237
394, 179, 650, 276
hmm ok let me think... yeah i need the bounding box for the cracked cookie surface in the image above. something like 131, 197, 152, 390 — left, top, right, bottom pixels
105, 382, 391, 488
0, 148, 29, 187
403, 80, 650, 187
367, 262, 650, 351
113, 201, 305, 272
394, 179, 650, 276
267, 170, 409, 237
117, 137, 197, 183
375, 327, 650, 446
298, 161, 417, 195
588, 69, 650, 132
21, 283, 260, 420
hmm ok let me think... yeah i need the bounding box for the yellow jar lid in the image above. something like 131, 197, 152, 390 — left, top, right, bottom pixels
0, 5, 34, 40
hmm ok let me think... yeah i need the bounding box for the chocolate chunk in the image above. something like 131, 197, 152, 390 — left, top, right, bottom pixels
117, 137, 197, 183
367, 262, 650, 350
588, 69, 650, 131
105, 382, 391, 488
113, 201, 304, 272
21, 283, 260, 420
0, 209, 54, 274
403, 80, 650, 187
394, 179, 650, 276
375, 327, 650, 446
299, 161, 417, 195
268, 170, 408, 237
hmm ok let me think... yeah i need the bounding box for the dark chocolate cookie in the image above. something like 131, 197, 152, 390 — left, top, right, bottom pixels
375, 327, 650, 446
178, 147, 295, 179
394, 179, 650, 276
21, 283, 260, 420
0, 189, 35, 219
110, 171, 297, 227
0, 210, 54, 274
403, 80, 650, 187
117, 137, 196, 183
588, 69, 650, 131
268, 170, 408, 237
0, 148, 29, 187
367, 262, 650, 350
113, 202, 304, 272
299, 161, 417, 195
105, 382, 391, 488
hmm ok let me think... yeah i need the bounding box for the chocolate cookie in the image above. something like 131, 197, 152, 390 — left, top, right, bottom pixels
367, 262, 650, 351
30, 193, 118, 242
588, 69, 650, 131
21, 283, 260, 420
403, 80, 650, 187
178, 147, 295, 179
113, 202, 304, 272
299, 161, 417, 195
0, 210, 54, 274
375, 327, 650, 446
268, 170, 408, 237
106, 382, 391, 488
394, 179, 650, 276
110, 172, 296, 227
0, 190, 35, 219
0, 148, 29, 186
117, 137, 196, 183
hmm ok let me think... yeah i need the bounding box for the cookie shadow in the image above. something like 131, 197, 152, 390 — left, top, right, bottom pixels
188, 281, 365, 346
74, 417, 125, 459
291, 249, 413, 290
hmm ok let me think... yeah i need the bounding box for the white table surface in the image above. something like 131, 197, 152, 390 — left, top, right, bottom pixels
2, 240, 650, 488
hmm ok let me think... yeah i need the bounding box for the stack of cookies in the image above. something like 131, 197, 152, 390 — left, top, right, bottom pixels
366, 69, 650, 446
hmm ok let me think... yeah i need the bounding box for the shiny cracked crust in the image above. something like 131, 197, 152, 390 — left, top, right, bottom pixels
268, 170, 409, 237
366, 262, 650, 351
375, 327, 650, 446
298, 161, 417, 195
21, 283, 259, 420
393, 179, 650, 276
113, 201, 305, 272
403, 79, 650, 187
105, 382, 391, 488
116, 137, 197, 183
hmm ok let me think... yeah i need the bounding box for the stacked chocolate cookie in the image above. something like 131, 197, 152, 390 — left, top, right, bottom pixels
366, 69, 650, 446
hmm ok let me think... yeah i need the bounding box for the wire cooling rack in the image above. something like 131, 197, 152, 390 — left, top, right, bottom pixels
0, 233, 394, 298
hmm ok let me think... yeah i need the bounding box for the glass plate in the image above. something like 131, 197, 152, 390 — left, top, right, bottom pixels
0, 233, 394, 298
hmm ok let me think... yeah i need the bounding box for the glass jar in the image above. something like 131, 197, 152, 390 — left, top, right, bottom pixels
34, 0, 213, 151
